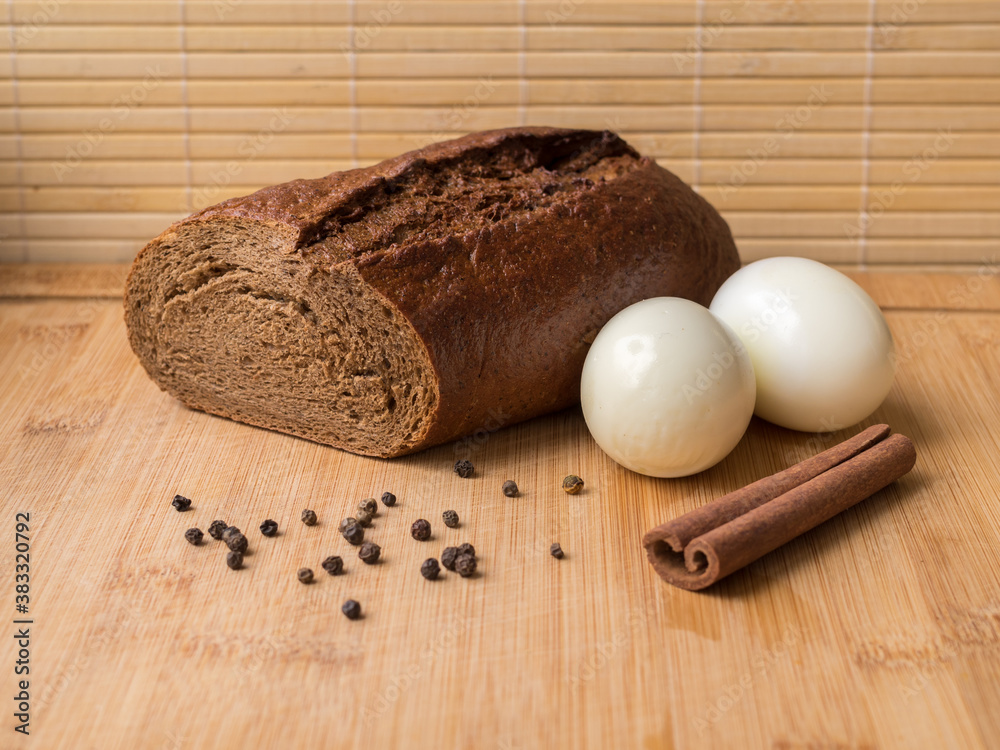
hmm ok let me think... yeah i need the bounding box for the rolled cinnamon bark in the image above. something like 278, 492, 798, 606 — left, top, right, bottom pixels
642, 426, 916, 591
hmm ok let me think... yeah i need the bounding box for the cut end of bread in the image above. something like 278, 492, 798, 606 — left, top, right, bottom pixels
125, 218, 438, 457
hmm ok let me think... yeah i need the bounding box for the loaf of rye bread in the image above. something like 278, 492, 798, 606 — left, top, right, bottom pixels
125, 127, 739, 457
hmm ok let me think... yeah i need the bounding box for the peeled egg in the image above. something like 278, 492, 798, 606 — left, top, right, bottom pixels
580, 297, 756, 478
709, 257, 895, 433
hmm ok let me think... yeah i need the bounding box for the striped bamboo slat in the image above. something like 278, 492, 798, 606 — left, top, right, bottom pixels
2, 1, 999, 264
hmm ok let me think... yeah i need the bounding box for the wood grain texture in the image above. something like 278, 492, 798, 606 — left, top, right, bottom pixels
1, 268, 999, 749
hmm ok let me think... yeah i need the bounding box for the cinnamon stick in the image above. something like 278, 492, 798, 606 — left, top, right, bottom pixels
642, 425, 916, 591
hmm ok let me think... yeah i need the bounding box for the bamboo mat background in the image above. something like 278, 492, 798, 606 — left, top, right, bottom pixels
2, 0, 999, 265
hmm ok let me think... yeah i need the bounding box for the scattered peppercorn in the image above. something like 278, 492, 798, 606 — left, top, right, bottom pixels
208, 520, 228, 540
454, 459, 474, 478
321, 555, 344, 576
411, 519, 431, 541
259, 519, 278, 537
297, 567, 314, 584
301, 509, 318, 526
457, 542, 476, 559
562, 475, 585, 494
222, 526, 241, 544
339, 517, 357, 534
502, 480, 519, 498
441, 546, 459, 571
420, 558, 440, 580
342, 599, 361, 620
172, 494, 192, 512
184, 528, 203, 546
550, 542, 564, 559
359, 498, 378, 516
226, 550, 243, 570
381, 491, 397, 507
442, 509, 459, 528
359, 542, 381, 565
455, 553, 477, 578
342, 522, 364, 545
355, 509, 374, 528
225, 532, 248, 554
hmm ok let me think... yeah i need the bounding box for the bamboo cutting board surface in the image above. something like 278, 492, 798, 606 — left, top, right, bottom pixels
4, 0, 1000, 265
2, 264, 1000, 749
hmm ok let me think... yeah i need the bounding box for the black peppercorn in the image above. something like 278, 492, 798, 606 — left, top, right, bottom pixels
441, 546, 459, 571
259, 519, 278, 537
342, 599, 361, 620
226, 550, 243, 570
411, 519, 431, 541
355, 509, 374, 528
381, 491, 397, 507
457, 542, 476, 559
297, 567, 314, 584
359, 498, 378, 516
562, 475, 584, 494
502, 480, 519, 497
225, 532, 248, 554
342, 522, 364, 545
321, 555, 344, 576
420, 558, 440, 580
222, 525, 241, 544
455, 553, 477, 578
453, 459, 474, 478
301, 509, 318, 526
442, 510, 459, 528
171, 494, 192, 512
184, 528, 203, 545
550, 542, 564, 559
339, 517, 357, 534
359, 542, 381, 565
208, 520, 228, 540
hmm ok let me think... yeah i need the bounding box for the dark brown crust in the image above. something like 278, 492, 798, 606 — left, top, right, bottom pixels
126, 127, 740, 456
189, 128, 636, 245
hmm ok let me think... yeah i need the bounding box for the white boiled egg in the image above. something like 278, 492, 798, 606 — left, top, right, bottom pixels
709, 257, 895, 433
580, 297, 756, 478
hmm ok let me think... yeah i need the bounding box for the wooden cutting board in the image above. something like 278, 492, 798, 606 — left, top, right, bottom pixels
2, 264, 999, 750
